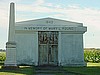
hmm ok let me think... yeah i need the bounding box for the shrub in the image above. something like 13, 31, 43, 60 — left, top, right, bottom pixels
0, 52, 6, 61
84, 50, 100, 63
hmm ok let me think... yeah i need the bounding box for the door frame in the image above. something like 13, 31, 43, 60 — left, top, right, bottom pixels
38, 31, 58, 66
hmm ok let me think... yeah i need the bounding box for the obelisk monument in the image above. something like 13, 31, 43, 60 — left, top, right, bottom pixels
4, 2, 17, 66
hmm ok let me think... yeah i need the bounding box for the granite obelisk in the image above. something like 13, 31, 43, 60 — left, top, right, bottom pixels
4, 2, 17, 66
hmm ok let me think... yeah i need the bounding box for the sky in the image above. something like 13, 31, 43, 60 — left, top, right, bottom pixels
0, 0, 100, 49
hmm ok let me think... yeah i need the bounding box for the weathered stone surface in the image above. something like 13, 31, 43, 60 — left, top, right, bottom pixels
5, 2, 87, 67
4, 2, 17, 67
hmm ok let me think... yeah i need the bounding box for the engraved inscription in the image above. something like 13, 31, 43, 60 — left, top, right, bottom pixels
46, 21, 53, 24
24, 27, 74, 31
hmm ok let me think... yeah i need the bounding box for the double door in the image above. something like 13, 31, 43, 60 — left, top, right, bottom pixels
38, 31, 58, 65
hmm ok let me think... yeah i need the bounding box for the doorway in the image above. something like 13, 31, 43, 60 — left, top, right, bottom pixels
38, 31, 58, 65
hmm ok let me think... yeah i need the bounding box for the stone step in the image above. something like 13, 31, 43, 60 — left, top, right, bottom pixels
35, 66, 63, 70
34, 66, 82, 75
35, 70, 67, 73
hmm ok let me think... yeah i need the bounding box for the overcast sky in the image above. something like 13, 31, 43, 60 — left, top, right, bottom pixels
0, 0, 100, 49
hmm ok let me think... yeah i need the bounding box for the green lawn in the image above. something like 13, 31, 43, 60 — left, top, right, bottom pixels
0, 63, 100, 75
63, 63, 100, 75
0, 66, 34, 75
87, 63, 100, 66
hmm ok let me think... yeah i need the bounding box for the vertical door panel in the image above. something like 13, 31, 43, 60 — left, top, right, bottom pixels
38, 31, 58, 65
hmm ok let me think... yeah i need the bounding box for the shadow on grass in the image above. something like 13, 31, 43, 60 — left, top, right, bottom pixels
63, 66, 100, 75
0, 66, 34, 75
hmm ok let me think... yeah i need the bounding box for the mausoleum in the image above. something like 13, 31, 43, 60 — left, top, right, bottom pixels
5, 3, 87, 66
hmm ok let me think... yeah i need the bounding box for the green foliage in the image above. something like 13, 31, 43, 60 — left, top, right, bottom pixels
84, 50, 100, 63
0, 52, 6, 61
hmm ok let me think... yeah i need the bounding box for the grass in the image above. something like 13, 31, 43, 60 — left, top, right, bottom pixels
0, 63, 100, 75
0, 66, 34, 75
64, 67, 100, 75
87, 62, 100, 66
63, 63, 100, 75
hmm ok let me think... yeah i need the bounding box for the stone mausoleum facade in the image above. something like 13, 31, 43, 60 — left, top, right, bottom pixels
5, 3, 87, 66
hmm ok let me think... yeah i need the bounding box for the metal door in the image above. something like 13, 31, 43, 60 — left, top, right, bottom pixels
38, 31, 58, 65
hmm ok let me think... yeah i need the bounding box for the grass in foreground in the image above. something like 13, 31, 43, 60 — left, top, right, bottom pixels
87, 62, 100, 66
0, 63, 100, 75
0, 66, 34, 75
63, 63, 100, 75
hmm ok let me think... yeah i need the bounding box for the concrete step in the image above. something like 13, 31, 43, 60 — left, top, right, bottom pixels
34, 66, 82, 75
35, 66, 63, 70
35, 70, 66, 73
